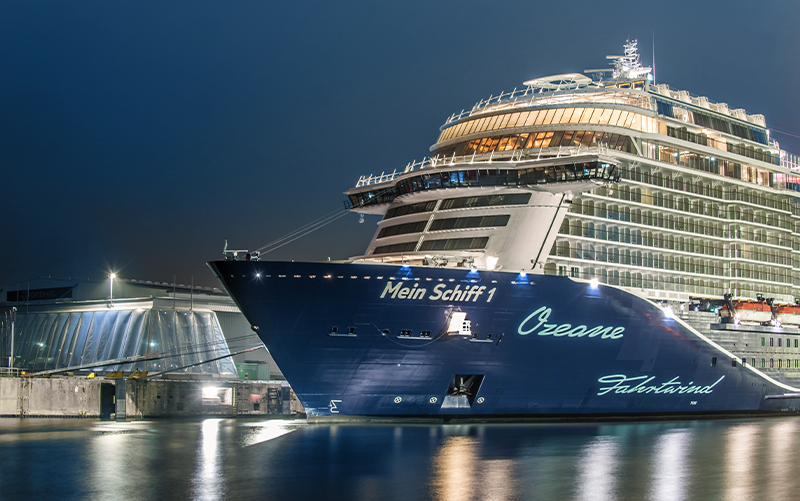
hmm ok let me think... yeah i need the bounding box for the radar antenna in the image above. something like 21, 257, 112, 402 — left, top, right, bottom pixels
606, 39, 652, 79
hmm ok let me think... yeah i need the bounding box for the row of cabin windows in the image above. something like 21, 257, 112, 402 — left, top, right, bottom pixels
721, 357, 800, 369
761, 337, 799, 348
613, 163, 798, 215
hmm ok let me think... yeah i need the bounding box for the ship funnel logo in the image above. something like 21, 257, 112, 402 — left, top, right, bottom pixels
517, 306, 625, 339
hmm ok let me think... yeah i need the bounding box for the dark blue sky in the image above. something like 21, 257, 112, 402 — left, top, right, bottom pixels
2, 1, 798, 288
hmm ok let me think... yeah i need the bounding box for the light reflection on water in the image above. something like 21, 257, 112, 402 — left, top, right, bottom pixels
649, 428, 693, 501
4, 417, 800, 500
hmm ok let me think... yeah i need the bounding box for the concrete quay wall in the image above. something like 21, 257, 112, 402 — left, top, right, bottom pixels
0, 377, 101, 417
0, 377, 304, 419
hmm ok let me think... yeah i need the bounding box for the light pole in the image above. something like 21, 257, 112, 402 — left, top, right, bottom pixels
109, 273, 116, 307
8, 306, 16, 371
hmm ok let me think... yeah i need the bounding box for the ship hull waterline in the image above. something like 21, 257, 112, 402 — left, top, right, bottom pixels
209, 260, 800, 422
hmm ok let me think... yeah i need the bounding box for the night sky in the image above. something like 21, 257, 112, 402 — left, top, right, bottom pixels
2, 1, 799, 288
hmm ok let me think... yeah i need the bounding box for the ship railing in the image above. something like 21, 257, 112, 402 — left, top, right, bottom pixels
781, 152, 800, 173
443, 88, 655, 126
549, 268, 793, 304
354, 145, 617, 190
348, 157, 618, 210
355, 158, 438, 187
0, 367, 22, 377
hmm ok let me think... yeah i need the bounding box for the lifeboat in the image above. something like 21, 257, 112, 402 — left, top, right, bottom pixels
777, 304, 800, 326
719, 300, 773, 323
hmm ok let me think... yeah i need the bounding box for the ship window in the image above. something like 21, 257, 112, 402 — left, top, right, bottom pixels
420, 331, 431, 338
796, 339, 798, 348
752, 358, 755, 366
779, 359, 783, 369
731, 358, 737, 367
711, 357, 717, 367
399, 329, 411, 337
770, 338, 774, 347
330, 327, 338, 334
430, 214, 510, 231
761, 337, 765, 346
378, 221, 428, 239
349, 327, 356, 334
770, 358, 774, 368
761, 359, 766, 368
382, 329, 389, 335
373, 242, 417, 255
440, 193, 531, 210
779, 339, 782, 348
788, 339, 791, 347
419, 237, 489, 252
384, 201, 437, 220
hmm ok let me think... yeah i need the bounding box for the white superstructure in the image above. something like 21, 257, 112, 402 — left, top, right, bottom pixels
346, 40, 800, 307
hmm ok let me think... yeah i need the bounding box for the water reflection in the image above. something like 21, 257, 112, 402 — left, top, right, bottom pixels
5, 417, 800, 500
767, 419, 796, 501
191, 418, 224, 501
576, 436, 620, 501
239, 419, 305, 447
85, 421, 155, 498
724, 423, 758, 500
648, 428, 693, 501
430, 436, 478, 501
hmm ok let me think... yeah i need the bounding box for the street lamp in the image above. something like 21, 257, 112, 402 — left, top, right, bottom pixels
8, 307, 16, 371
109, 273, 116, 307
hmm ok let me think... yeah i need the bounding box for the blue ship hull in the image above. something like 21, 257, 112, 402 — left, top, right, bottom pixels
209, 260, 800, 420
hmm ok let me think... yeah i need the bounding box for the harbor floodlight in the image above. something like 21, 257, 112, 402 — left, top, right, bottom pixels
109, 273, 116, 307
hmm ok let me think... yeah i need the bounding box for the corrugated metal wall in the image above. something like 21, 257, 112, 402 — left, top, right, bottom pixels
1, 309, 236, 375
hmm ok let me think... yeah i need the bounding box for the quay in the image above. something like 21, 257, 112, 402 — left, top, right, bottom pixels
0, 375, 303, 419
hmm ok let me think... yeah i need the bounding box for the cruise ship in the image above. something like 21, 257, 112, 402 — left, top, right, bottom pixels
210, 41, 800, 421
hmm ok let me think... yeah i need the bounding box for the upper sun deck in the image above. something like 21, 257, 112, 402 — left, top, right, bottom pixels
439, 40, 769, 146
440, 76, 654, 130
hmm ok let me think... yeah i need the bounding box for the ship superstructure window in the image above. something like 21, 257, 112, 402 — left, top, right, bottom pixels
349, 164, 615, 210
655, 98, 769, 145
434, 130, 633, 158
378, 221, 428, 239
441, 193, 531, 210
384, 201, 437, 220
761, 337, 766, 346
752, 359, 756, 367
711, 357, 717, 367
761, 359, 766, 368
373, 242, 417, 255
437, 107, 657, 144
419, 237, 489, 251
430, 215, 510, 231
771, 338, 774, 347
666, 126, 778, 165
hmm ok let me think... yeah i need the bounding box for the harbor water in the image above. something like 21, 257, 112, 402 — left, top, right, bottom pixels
3, 416, 800, 500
